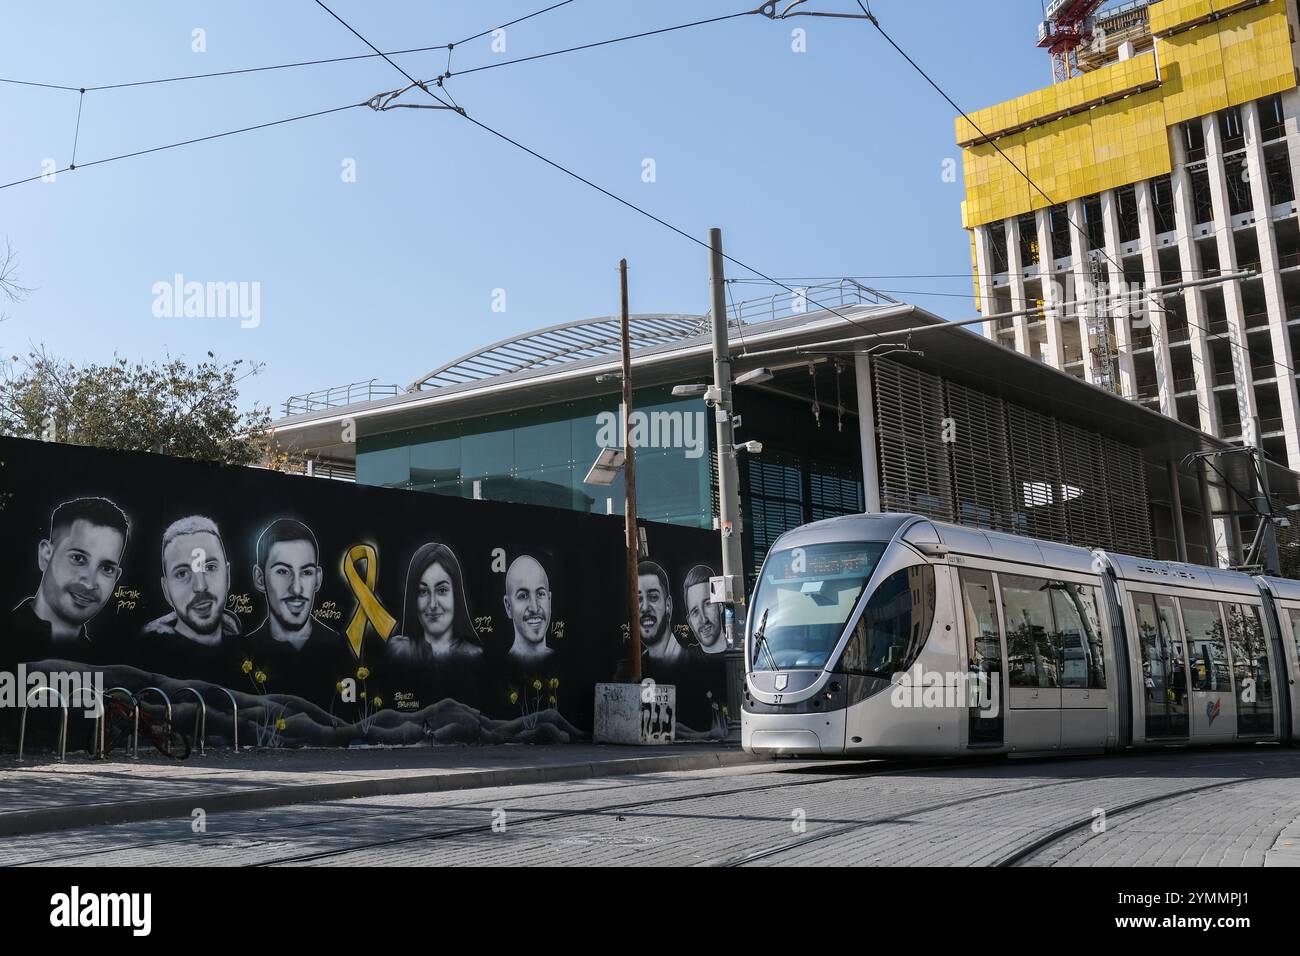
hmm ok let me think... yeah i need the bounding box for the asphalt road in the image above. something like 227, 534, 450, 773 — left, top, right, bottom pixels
5, 747, 1299, 866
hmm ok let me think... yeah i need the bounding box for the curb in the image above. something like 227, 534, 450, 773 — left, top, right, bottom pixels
0, 749, 762, 838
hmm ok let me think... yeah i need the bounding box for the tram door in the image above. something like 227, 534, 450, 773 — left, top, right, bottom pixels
1280, 605, 1300, 739
1180, 598, 1237, 742
1281, 605, 1300, 740
1224, 603, 1275, 738
999, 574, 1061, 751
1132, 591, 1189, 739
1053, 582, 1109, 749
958, 569, 1004, 747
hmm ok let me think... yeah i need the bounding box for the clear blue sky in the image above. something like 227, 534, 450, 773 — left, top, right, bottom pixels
1, 0, 1071, 413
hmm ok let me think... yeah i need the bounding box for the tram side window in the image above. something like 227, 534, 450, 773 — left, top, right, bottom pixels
960, 569, 1001, 674
1180, 598, 1230, 693
838, 564, 937, 676
1052, 583, 1106, 689
1000, 574, 1058, 688
1226, 603, 1273, 734
1288, 609, 1300, 675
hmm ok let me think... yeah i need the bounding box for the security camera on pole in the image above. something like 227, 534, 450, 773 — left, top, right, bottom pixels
674, 228, 751, 740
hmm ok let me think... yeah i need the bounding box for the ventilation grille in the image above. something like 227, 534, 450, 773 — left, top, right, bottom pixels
1104, 437, 1153, 556
1006, 403, 1069, 544
1059, 421, 1115, 550
873, 358, 954, 522
870, 357, 1153, 557
945, 380, 1014, 532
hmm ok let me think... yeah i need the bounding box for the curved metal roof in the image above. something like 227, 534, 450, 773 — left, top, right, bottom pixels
409, 313, 709, 391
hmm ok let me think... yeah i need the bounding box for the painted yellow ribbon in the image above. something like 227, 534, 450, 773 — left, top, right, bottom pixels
341, 543, 397, 658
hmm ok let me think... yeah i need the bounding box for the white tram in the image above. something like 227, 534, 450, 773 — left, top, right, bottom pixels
741, 513, 1300, 757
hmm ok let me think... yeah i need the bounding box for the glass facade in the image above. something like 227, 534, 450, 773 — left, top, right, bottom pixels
735, 387, 865, 576
356, 386, 714, 529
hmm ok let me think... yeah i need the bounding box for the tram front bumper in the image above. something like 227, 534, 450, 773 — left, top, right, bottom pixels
742, 709, 845, 755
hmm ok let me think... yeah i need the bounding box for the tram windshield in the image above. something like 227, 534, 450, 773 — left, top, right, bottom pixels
749, 541, 885, 671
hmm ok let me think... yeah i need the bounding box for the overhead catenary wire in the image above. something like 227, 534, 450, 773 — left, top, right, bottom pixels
0, 102, 365, 190
312, 0, 888, 342
443, 10, 755, 79
0, 1, 741, 97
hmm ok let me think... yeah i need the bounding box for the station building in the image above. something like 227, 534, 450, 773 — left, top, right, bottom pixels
270, 284, 1297, 579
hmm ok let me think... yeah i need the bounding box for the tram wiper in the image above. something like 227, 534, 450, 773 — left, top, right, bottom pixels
753, 608, 780, 672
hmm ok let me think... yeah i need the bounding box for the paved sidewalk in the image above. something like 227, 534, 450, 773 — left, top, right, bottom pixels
0, 743, 758, 837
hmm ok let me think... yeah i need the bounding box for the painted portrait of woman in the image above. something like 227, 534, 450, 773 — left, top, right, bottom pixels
387, 542, 483, 665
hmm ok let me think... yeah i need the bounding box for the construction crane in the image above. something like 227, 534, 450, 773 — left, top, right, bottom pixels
1037, 0, 1107, 83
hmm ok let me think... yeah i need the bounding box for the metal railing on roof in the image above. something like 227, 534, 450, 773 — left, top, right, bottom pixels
282, 379, 401, 417
724, 278, 899, 325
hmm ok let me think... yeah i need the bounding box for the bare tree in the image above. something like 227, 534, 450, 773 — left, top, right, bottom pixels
0, 238, 32, 321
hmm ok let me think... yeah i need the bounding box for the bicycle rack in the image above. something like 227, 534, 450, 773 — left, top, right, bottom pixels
18, 686, 69, 763
175, 687, 207, 756
209, 686, 240, 752
76, 686, 107, 759
136, 686, 173, 756
105, 687, 139, 757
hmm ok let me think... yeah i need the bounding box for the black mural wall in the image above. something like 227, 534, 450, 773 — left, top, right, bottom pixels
0, 436, 727, 749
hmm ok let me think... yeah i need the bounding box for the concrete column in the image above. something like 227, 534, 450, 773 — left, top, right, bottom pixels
1036, 208, 1067, 368
1101, 189, 1138, 398
1135, 180, 1177, 416
1204, 111, 1259, 436
1170, 129, 1222, 434
1280, 89, 1300, 212
1006, 216, 1031, 355
972, 224, 998, 340
1069, 198, 1097, 382
1244, 100, 1300, 466
855, 353, 882, 513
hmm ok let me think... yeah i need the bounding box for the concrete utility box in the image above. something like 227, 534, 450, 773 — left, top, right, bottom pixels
593, 682, 676, 745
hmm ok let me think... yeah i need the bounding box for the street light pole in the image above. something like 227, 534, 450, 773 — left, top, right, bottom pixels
708, 228, 746, 737
620, 259, 642, 684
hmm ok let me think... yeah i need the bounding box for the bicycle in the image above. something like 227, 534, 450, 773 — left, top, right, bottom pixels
99, 695, 192, 760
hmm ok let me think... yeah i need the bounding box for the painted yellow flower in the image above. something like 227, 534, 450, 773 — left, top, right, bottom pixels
356, 666, 371, 681
335, 681, 345, 693
548, 695, 556, 706
276, 717, 286, 731
373, 696, 383, 709
532, 679, 542, 691
254, 671, 267, 684
549, 677, 559, 689
241, 660, 253, 674
722, 706, 730, 717
509, 691, 519, 705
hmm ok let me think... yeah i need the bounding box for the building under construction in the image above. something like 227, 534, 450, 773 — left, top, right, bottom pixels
960, 0, 1300, 565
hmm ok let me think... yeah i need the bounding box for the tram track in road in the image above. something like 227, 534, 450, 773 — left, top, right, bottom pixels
250, 758, 967, 866
713, 776, 1080, 866
12, 763, 817, 867
713, 752, 1293, 867
992, 776, 1263, 867
11, 756, 925, 867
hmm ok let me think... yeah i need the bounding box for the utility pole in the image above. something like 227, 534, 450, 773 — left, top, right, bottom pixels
708, 228, 746, 736
620, 259, 642, 683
